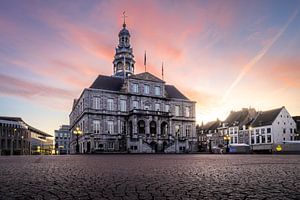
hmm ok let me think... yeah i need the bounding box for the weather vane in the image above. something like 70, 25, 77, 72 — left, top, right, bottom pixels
122, 11, 127, 27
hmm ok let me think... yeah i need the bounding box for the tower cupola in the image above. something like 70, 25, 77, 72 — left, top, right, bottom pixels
113, 12, 135, 78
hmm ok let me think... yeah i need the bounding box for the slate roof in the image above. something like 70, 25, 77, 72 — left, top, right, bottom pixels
200, 120, 221, 133
165, 85, 189, 100
90, 75, 124, 91
251, 107, 283, 127
89, 74, 189, 100
224, 109, 252, 128
129, 72, 164, 83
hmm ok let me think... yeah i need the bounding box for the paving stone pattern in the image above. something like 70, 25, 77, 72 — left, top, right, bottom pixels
0, 155, 299, 200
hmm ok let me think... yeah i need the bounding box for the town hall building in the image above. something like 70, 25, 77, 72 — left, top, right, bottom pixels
69, 19, 197, 153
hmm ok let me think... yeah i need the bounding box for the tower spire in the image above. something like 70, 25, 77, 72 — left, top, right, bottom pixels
112, 12, 135, 78
122, 11, 127, 28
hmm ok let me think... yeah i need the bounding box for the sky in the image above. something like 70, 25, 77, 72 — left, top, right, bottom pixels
0, 0, 300, 135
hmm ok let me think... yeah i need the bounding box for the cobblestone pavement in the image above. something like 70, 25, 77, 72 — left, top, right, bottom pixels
0, 155, 299, 200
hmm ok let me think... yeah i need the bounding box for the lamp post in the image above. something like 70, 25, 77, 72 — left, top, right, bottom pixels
223, 134, 230, 153
10, 128, 17, 156
21, 135, 24, 155
73, 127, 82, 154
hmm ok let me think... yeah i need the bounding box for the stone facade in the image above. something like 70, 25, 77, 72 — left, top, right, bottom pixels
55, 125, 71, 154
69, 21, 197, 153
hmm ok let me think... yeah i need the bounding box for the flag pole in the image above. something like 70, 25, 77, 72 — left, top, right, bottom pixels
162, 61, 164, 81
123, 55, 126, 79
144, 51, 147, 72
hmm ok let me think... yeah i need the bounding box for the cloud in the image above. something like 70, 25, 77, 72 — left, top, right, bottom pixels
222, 7, 300, 102
0, 73, 75, 100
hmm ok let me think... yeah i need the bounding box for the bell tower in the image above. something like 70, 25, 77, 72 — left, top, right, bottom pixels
113, 12, 135, 78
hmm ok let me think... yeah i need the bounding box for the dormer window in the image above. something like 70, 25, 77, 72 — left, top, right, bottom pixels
155, 86, 161, 95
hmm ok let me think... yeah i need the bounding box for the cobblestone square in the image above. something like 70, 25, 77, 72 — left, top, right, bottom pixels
0, 155, 299, 200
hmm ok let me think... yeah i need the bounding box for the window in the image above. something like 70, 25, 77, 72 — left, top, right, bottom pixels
165, 105, 170, 112
107, 121, 114, 134
107, 99, 114, 111
132, 83, 139, 93
261, 135, 265, 143
175, 125, 180, 136
133, 101, 139, 109
93, 120, 100, 134
120, 100, 126, 112
234, 136, 238, 144
283, 128, 286, 134
155, 86, 161, 95
251, 136, 255, 144
290, 136, 293, 141
144, 104, 150, 110
185, 107, 190, 117
267, 128, 271, 133
155, 103, 160, 111
121, 121, 126, 134
175, 106, 180, 116
93, 97, 100, 109
144, 85, 149, 94
256, 135, 260, 143
261, 129, 265, 134
108, 142, 114, 149
267, 135, 272, 143
186, 125, 191, 138
290, 128, 293, 133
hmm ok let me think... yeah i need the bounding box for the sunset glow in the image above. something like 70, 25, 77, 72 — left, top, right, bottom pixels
1, 0, 300, 134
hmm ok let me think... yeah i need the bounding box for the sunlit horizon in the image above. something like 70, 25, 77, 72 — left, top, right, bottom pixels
1, 0, 300, 135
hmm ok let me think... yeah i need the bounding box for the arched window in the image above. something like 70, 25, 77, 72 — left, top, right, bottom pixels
150, 121, 156, 135
138, 120, 145, 134
161, 122, 168, 136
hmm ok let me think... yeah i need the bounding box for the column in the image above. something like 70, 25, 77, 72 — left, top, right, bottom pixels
139, 136, 143, 153
91, 135, 94, 152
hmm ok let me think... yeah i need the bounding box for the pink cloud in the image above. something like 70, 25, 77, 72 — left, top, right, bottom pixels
0, 73, 76, 100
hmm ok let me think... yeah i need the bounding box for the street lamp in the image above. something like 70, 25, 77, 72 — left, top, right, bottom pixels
73, 127, 82, 154
21, 135, 24, 155
223, 134, 230, 153
10, 128, 17, 156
